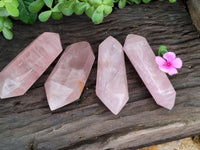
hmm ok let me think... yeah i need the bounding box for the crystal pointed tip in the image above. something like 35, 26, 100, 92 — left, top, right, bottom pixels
70, 41, 90, 47
106, 36, 116, 41
100, 36, 122, 48
112, 109, 120, 115
156, 92, 176, 110
47, 100, 56, 111
42, 32, 60, 37
45, 100, 55, 111
68, 41, 95, 57
157, 101, 174, 110
96, 90, 129, 115
112, 97, 129, 115
126, 34, 146, 43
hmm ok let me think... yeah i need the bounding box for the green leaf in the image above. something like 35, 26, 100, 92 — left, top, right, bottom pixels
58, 1, 74, 16
0, 17, 4, 32
58, 0, 65, 3
142, 0, 151, 3
18, 0, 37, 24
103, 0, 113, 6
118, 0, 126, 8
52, 3, 60, 12
85, 6, 94, 18
5, 3, 19, 17
169, 0, 176, 3
85, 3, 90, 10
28, 0, 44, 13
43, 0, 53, 8
2, 27, 13, 40
5, 0, 12, 3
89, 0, 102, 5
103, 5, 112, 16
38, 10, 51, 22
92, 8, 104, 24
52, 12, 62, 19
96, 5, 104, 13
11, 0, 19, 7
134, 0, 141, 4
158, 45, 168, 57
54, 0, 59, 4
0, 8, 9, 16
112, 0, 119, 3
4, 17, 12, 29
73, 2, 86, 15
0, 1, 5, 7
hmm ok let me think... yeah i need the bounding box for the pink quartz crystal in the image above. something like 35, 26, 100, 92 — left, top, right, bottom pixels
124, 34, 176, 110
96, 36, 129, 115
0, 32, 62, 99
45, 41, 95, 111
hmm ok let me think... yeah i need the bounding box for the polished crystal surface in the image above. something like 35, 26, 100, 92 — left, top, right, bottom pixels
96, 36, 129, 115
45, 41, 95, 111
0, 32, 62, 99
124, 34, 176, 109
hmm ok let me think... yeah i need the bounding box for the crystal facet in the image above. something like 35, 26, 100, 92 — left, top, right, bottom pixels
124, 34, 176, 110
96, 36, 129, 115
45, 41, 95, 111
0, 32, 62, 99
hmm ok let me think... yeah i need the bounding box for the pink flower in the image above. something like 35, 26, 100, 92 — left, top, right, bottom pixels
155, 52, 182, 75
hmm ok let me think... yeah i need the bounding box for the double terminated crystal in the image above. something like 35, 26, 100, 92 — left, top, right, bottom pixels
96, 36, 129, 115
0, 32, 62, 99
0, 31, 175, 112
45, 42, 95, 110
124, 34, 176, 110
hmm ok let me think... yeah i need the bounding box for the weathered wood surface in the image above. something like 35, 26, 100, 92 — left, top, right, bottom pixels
187, 0, 200, 32
0, 0, 200, 149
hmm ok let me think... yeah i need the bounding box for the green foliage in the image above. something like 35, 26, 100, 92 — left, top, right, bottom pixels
0, 17, 13, 39
2, 26, 13, 39
18, 0, 37, 24
118, 0, 126, 9
158, 45, 168, 57
117, 0, 176, 8
58, 0, 75, 16
0, 0, 19, 40
28, 0, 44, 13
169, 0, 176, 3
38, 10, 51, 21
0, 0, 177, 40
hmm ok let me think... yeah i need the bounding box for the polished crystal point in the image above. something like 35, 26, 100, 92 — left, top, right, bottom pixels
0, 32, 62, 99
124, 34, 176, 110
96, 36, 129, 115
45, 41, 95, 111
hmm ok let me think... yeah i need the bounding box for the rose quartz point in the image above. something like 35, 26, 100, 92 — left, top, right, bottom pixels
96, 36, 129, 115
0, 32, 62, 99
124, 34, 176, 110
45, 41, 95, 111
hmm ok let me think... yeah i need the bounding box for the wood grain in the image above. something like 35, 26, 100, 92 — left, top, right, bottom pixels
0, 0, 200, 149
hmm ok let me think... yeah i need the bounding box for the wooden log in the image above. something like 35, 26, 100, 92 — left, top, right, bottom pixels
0, 0, 200, 149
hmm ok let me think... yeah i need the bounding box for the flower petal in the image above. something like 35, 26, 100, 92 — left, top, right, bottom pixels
172, 58, 182, 69
159, 66, 169, 73
155, 56, 166, 66
163, 52, 176, 62
168, 67, 178, 75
